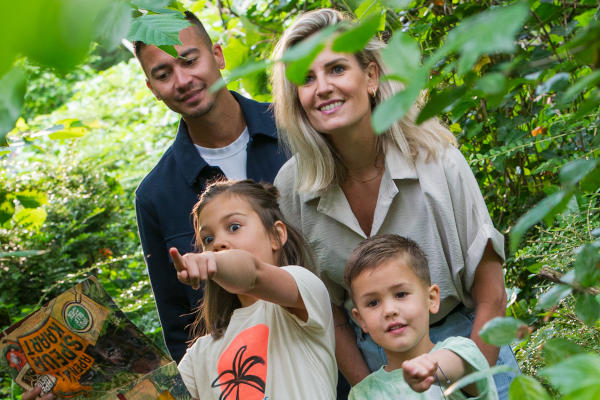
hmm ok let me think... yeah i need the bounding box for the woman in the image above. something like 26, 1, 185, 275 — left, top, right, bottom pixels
272, 8, 517, 399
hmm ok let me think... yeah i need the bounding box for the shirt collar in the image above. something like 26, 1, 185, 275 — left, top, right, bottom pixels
172, 91, 277, 187
299, 143, 418, 203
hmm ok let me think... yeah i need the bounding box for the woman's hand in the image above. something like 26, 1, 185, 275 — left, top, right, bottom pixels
170, 247, 217, 290
22, 387, 54, 400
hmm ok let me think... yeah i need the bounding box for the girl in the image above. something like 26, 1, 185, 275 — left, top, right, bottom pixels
271, 8, 518, 400
172, 180, 337, 400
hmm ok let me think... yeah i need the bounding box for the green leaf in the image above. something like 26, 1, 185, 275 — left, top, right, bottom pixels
575, 293, 600, 326
536, 72, 570, 95
127, 13, 190, 46
559, 159, 598, 187
0, 196, 16, 224
132, 0, 170, 9
332, 13, 382, 53
381, 31, 422, 84
580, 162, 600, 193
416, 86, 468, 124
372, 70, 427, 133
508, 375, 551, 400
94, 0, 133, 51
48, 126, 88, 140
355, 0, 386, 31
479, 317, 526, 346
474, 73, 506, 95
445, 365, 515, 397
281, 25, 337, 85
14, 208, 47, 230
210, 60, 270, 93
443, 2, 529, 75
559, 70, 600, 105
15, 190, 48, 208
0, 250, 47, 259
0, 67, 26, 146
574, 243, 600, 288
537, 284, 572, 310
382, 0, 413, 10
540, 354, 600, 397
542, 338, 584, 366
510, 189, 574, 252
158, 45, 178, 58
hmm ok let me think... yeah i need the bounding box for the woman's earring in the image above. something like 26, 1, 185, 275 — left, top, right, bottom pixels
370, 88, 377, 98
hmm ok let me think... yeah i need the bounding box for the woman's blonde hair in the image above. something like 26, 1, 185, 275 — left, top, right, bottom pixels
271, 8, 457, 192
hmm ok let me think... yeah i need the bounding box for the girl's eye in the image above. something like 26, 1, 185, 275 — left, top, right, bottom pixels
395, 291, 407, 299
366, 299, 379, 308
332, 65, 345, 74
228, 223, 241, 232
202, 236, 214, 245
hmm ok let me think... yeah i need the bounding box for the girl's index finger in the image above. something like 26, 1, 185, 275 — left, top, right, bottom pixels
169, 247, 186, 272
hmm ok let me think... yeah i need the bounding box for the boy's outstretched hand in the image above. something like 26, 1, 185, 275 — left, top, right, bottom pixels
401, 353, 439, 392
170, 248, 217, 290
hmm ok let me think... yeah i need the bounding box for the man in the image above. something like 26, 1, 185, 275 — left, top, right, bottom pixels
134, 11, 287, 363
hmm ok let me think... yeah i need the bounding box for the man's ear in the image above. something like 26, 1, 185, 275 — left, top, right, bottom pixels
428, 284, 441, 314
212, 44, 226, 70
146, 80, 161, 101
352, 307, 369, 334
271, 220, 288, 251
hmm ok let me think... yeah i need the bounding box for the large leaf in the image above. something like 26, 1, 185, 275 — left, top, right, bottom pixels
559, 159, 599, 187
0, 196, 16, 224
575, 293, 600, 326
0, 67, 26, 146
559, 70, 600, 105
132, 0, 170, 8
540, 354, 600, 397
332, 13, 382, 53
381, 31, 422, 84
442, 2, 529, 75
508, 375, 550, 400
416, 86, 468, 124
537, 284, 572, 310
509, 189, 574, 252
210, 60, 270, 93
445, 365, 514, 397
372, 71, 427, 134
0, 250, 47, 258
14, 208, 47, 230
94, 0, 133, 51
15, 190, 48, 208
574, 243, 600, 288
281, 25, 338, 85
542, 338, 584, 366
127, 13, 190, 46
479, 317, 526, 346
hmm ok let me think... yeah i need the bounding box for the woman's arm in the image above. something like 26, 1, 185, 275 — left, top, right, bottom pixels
170, 248, 308, 321
470, 240, 507, 366
332, 304, 371, 385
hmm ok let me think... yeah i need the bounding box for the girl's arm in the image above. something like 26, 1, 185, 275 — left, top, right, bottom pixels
402, 349, 478, 395
170, 248, 308, 321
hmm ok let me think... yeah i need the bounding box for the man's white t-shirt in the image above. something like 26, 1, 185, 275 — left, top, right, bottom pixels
195, 127, 249, 180
178, 266, 337, 400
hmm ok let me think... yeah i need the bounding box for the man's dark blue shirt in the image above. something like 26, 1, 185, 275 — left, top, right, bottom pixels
135, 92, 288, 362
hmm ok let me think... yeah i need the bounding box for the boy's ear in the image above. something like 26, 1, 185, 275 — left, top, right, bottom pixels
351, 307, 369, 334
428, 284, 441, 314
271, 220, 288, 251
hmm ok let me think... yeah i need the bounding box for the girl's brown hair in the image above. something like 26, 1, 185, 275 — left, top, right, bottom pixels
188, 179, 315, 341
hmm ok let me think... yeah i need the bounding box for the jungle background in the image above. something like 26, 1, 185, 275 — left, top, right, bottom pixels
1, 0, 599, 398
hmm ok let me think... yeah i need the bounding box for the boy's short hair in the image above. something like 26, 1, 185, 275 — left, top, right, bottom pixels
344, 234, 430, 298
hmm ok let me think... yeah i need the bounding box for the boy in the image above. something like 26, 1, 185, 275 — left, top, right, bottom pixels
345, 234, 498, 400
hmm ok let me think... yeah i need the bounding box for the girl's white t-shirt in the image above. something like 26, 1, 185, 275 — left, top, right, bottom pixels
195, 127, 249, 180
177, 266, 337, 400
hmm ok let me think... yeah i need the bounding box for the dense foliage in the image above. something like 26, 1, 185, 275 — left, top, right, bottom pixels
1, 0, 599, 399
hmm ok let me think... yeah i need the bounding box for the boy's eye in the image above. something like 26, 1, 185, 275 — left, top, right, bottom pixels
228, 223, 241, 232
183, 57, 197, 65
366, 299, 379, 308
395, 291, 407, 299
202, 235, 214, 245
